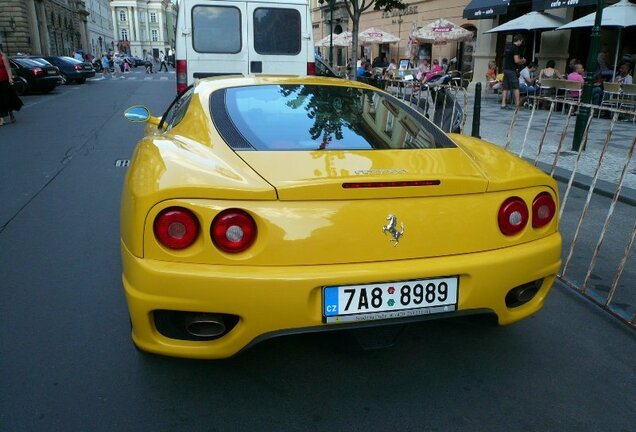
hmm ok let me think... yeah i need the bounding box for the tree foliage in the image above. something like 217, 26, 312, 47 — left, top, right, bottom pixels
318, 0, 407, 80
279, 84, 366, 148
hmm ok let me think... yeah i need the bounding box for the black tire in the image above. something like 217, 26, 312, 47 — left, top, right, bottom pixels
13, 79, 27, 96
41, 86, 55, 94
76, 78, 86, 84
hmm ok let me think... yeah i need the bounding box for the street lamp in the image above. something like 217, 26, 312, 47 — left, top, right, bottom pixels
393, 17, 403, 60
328, 0, 336, 67
3, 16, 17, 56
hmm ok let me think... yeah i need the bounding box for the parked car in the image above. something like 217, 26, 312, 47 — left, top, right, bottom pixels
121, 76, 562, 359
43, 56, 95, 84
125, 55, 145, 67
9, 57, 61, 94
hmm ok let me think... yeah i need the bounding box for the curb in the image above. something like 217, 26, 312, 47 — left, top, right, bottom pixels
532, 159, 636, 207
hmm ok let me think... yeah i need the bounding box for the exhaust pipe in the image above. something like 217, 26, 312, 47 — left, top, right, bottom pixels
505, 280, 542, 308
185, 313, 226, 338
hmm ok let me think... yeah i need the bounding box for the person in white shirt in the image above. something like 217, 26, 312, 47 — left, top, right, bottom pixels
614, 63, 633, 85
518, 62, 537, 95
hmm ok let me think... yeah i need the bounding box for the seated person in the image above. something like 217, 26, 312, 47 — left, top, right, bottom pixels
519, 62, 537, 95
538, 60, 563, 81
423, 59, 443, 82
615, 62, 633, 84
567, 63, 585, 98
486, 62, 501, 91
415, 60, 430, 81
591, 73, 604, 105
356, 62, 367, 78
597, 49, 613, 80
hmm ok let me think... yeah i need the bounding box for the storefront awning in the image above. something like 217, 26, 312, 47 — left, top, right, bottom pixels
532, 0, 597, 12
463, 0, 511, 19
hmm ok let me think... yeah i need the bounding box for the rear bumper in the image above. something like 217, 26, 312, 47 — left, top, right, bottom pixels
122, 233, 562, 359
33, 76, 60, 89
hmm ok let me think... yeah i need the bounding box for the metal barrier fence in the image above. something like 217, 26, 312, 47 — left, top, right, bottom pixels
384, 79, 469, 134
501, 95, 635, 327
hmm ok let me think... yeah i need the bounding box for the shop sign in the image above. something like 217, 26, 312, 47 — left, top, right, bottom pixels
382, 6, 418, 19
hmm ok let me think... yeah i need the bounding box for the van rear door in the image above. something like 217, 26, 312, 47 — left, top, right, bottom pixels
246, 2, 309, 75
187, 1, 249, 81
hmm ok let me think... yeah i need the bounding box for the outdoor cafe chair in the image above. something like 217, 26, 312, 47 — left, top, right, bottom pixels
619, 83, 636, 122
598, 82, 622, 117
555, 80, 582, 114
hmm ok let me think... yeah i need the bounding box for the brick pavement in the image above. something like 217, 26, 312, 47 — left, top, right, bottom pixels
463, 90, 636, 190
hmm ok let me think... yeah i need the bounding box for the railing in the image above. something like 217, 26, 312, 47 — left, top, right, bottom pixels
383, 78, 470, 134
500, 95, 635, 327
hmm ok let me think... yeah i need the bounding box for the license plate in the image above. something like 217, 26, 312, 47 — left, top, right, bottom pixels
47, 70, 56, 75
323, 276, 458, 323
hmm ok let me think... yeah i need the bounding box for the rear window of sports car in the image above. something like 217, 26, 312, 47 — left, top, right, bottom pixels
211, 84, 455, 151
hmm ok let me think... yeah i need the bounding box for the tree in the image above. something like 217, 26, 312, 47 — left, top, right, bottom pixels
319, 0, 407, 80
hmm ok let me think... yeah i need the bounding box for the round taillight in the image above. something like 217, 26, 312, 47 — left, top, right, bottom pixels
532, 192, 556, 228
498, 197, 529, 236
154, 207, 200, 249
211, 209, 257, 253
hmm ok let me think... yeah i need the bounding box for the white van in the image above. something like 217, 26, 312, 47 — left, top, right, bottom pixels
175, 0, 315, 94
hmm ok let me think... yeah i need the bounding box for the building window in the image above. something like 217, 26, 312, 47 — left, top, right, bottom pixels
150, 12, 157, 23
119, 10, 127, 22
121, 29, 128, 41
192, 6, 241, 54
151, 29, 158, 42
253, 8, 300, 55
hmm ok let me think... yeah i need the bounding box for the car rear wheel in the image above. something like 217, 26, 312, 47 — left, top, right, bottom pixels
60, 74, 69, 85
13, 78, 27, 96
76, 78, 86, 84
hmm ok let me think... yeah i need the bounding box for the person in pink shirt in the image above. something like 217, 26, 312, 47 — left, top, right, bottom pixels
567, 63, 585, 98
423, 59, 443, 82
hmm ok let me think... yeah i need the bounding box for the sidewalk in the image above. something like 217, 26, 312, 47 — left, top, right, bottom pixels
462, 88, 636, 192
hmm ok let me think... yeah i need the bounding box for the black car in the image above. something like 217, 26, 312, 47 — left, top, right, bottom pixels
9, 57, 61, 95
131, 56, 145, 67
43, 56, 95, 84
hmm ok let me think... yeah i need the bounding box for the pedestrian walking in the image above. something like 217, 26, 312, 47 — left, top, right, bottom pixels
0, 49, 23, 126
145, 52, 155, 73
158, 51, 168, 72
101, 53, 111, 78
501, 34, 526, 110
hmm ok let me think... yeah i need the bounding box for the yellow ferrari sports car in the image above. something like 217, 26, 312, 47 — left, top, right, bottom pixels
122, 75, 561, 359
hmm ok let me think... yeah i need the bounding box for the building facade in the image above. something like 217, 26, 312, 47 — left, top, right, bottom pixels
311, 0, 476, 69
0, 0, 91, 57
85, 0, 115, 56
311, 0, 632, 89
109, 0, 177, 59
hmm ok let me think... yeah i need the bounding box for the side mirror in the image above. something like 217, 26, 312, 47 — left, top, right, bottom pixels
124, 105, 151, 122
124, 105, 161, 125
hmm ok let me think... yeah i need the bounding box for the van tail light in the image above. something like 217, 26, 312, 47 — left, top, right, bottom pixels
532, 192, 556, 228
32, 67, 44, 76
211, 209, 257, 253
176, 60, 187, 95
154, 207, 200, 249
307, 62, 316, 75
498, 197, 528, 236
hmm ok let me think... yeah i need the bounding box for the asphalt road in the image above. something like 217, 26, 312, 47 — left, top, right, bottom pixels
1, 71, 634, 431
